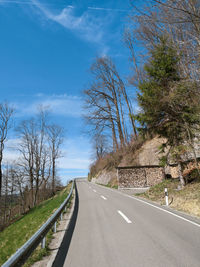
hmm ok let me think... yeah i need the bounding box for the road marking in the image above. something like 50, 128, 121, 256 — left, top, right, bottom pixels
101, 195, 107, 200
127, 195, 200, 228
94, 183, 200, 228
89, 186, 91, 189
117, 210, 132, 224
93, 189, 97, 193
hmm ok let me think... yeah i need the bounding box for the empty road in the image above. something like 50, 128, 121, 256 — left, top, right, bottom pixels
56, 180, 200, 267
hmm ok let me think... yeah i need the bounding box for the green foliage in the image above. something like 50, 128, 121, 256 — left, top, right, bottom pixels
0, 184, 72, 266
23, 229, 53, 267
144, 41, 180, 83
136, 179, 178, 201
136, 36, 200, 163
136, 37, 180, 131
159, 156, 168, 167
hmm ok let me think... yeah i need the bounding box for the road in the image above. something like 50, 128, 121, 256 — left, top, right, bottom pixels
56, 180, 200, 267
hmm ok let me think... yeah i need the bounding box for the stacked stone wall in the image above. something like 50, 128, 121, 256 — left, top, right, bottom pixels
118, 166, 164, 188
145, 167, 164, 186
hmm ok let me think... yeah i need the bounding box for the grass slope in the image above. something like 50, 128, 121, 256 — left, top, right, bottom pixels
137, 179, 200, 218
0, 184, 72, 266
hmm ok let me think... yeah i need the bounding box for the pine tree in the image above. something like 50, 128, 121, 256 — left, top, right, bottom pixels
136, 37, 200, 186
136, 37, 180, 133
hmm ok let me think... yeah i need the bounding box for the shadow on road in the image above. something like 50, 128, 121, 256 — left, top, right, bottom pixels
52, 182, 79, 267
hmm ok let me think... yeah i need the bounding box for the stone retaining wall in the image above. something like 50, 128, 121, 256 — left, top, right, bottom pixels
117, 166, 164, 188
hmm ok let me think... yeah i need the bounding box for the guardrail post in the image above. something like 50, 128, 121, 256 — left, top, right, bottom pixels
53, 222, 57, 233
165, 188, 169, 206
64, 206, 67, 212
60, 212, 63, 221
41, 237, 46, 249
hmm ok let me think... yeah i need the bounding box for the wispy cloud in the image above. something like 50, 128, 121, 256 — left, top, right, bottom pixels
0, 0, 74, 8
14, 94, 84, 118
30, 0, 105, 44
0, 1, 128, 13
0, 0, 123, 53
88, 6, 128, 13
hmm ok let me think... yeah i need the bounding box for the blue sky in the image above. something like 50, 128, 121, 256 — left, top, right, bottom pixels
0, 0, 134, 184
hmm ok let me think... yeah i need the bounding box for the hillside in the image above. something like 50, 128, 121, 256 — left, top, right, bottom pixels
0, 184, 72, 266
89, 133, 200, 219
90, 136, 166, 186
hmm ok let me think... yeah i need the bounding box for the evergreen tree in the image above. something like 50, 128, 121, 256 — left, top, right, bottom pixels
136, 37, 200, 186
137, 37, 180, 133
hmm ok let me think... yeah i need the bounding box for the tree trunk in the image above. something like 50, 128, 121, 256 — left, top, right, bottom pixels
114, 96, 124, 147
116, 70, 138, 138
0, 162, 2, 198
105, 97, 118, 151
185, 124, 200, 177
52, 158, 55, 195
110, 82, 125, 147
119, 95, 128, 144
178, 162, 185, 187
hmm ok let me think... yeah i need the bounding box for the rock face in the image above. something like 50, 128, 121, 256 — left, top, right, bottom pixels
117, 166, 164, 188
119, 136, 166, 167
92, 136, 200, 188
92, 137, 166, 188
137, 137, 165, 166
116, 137, 165, 188
91, 169, 117, 185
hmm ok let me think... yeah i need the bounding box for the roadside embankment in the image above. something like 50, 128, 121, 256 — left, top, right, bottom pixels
0, 183, 73, 266
91, 169, 118, 188
137, 179, 200, 218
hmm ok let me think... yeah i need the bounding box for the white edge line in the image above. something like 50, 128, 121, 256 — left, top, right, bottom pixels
128, 195, 200, 228
100, 195, 107, 200
117, 210, 132, 224
92, 182, 200, 228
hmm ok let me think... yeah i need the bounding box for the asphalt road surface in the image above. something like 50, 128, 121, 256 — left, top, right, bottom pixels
58, 180, 200, 267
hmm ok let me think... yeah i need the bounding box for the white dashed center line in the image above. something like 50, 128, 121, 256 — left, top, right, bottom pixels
101, 195, 107, 200
93, 189, 97, 193
117, 210, 132, 224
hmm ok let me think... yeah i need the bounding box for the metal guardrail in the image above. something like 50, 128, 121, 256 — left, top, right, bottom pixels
2, 180, 75, 267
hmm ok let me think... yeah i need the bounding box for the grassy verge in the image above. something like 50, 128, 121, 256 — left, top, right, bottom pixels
96, 176, 118, 189
0, 183, 73, 266
137, 179, 200, 218
106, 183, 118, 189
97, 182, 118, 190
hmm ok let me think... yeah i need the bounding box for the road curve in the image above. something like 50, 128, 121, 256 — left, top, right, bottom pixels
58, 180, 200, 267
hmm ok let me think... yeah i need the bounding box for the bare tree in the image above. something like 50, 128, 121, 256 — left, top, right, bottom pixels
13, 164, 27, 214
124, 28, 141, 84
92, 133, 109, 160
128, 0, 200, 81
84, 56, 137, 152
0, 103, 14, 197
0, 106, 65, 228
17, 119, 36, 207
107, 57, 138, 138
47, 124, 63, 195
91, 57, 125, 146
84, 82, 119, 150
17, 110, 50, 207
